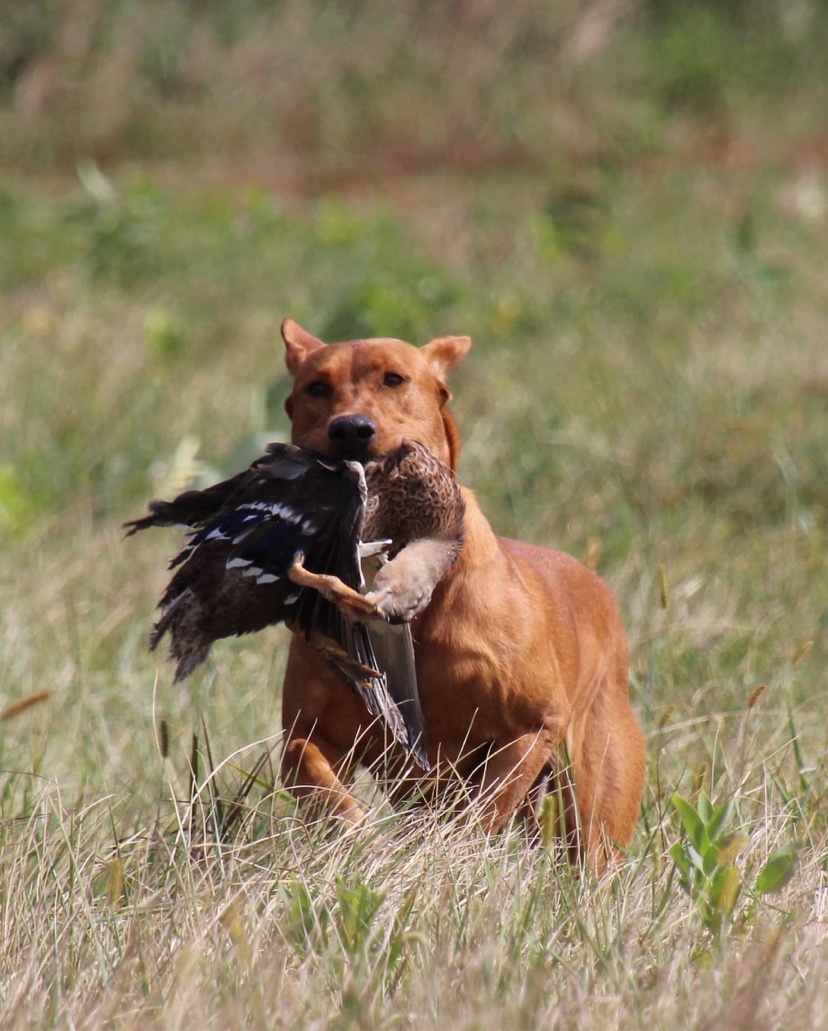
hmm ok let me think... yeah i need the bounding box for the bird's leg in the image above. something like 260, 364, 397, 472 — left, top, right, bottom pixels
288, 553, 387, 621
305, 630, 382, 679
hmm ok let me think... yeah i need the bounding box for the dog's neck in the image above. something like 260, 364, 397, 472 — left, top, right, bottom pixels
453, 488, 500, 571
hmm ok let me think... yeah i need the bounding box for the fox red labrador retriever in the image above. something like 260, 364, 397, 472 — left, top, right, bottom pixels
279, 318, 646, 862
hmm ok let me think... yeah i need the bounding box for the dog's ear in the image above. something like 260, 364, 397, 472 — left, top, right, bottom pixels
282, 318, 326, 375
421, 335, 472, 404
421, 335, 472, 379
441, 409, 463, 473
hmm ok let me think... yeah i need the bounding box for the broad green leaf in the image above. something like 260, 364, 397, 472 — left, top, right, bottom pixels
686, 843, 707, 878
707, 800, 732, 844
710, 865, 741, 918
701, 841, 721, 878
756, 844, 800, 895
672, 794, 707, 853
336, 876, 384, 955
716, 832, 748, 869
669, 842, 691, 881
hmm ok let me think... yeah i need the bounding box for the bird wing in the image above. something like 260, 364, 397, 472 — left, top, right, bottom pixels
308, 621, 414, 761
122, 445, 304, 537
365, 620, 428, 769
357, 550, 429, 769
125, 445, 363, 672
126, 444, 430, 767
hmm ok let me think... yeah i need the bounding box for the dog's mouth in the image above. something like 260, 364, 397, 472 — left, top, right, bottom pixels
328, 440, 380, 463
295, 421, 415, 465
294, 435, 388, 465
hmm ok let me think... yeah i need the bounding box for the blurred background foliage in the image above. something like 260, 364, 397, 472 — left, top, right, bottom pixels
0, 0, 826, 761
2, 0, 826, 174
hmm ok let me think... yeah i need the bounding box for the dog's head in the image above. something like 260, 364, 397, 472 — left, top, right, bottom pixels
281, 319, 471, 472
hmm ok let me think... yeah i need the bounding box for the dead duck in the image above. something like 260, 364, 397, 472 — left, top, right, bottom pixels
125, 439, 465, 769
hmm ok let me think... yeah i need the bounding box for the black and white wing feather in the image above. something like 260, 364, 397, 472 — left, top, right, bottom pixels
125, 444, 427, 766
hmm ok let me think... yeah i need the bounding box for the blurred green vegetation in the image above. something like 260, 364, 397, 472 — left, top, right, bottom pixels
2, 148, 826, 548
2, 0, 827, 174
1, 2, 826, 737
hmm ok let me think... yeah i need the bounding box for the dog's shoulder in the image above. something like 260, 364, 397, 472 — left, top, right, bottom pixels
499, 535, 621, 623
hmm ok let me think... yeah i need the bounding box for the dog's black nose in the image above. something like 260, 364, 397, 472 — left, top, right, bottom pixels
327, 414, 377, 457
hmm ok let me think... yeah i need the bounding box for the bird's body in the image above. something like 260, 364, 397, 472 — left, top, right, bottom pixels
363, 441, 466, 557
126, 439, 465, 769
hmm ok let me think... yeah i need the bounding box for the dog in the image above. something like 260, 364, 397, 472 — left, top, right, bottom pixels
279, 318, 646, 863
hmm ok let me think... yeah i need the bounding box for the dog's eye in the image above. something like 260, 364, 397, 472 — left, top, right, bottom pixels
382, 372, 406, 388
306, 381, 331, 398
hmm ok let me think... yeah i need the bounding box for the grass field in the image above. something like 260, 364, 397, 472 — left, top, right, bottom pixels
1, 2, 827, 1026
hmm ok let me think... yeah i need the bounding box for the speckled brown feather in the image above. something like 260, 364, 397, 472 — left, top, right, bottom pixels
365, 439, 465, 557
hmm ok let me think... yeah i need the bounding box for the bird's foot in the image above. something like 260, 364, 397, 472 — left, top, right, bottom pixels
288, 553, 387, 622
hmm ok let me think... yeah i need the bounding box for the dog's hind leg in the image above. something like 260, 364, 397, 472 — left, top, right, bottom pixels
566, 665, 647, 867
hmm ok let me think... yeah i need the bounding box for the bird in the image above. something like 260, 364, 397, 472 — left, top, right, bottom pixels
125, 439, 465, 770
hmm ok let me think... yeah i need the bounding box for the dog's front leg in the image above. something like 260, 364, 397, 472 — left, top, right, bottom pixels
468, 728, 559, 834
281, 735, 367, 824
